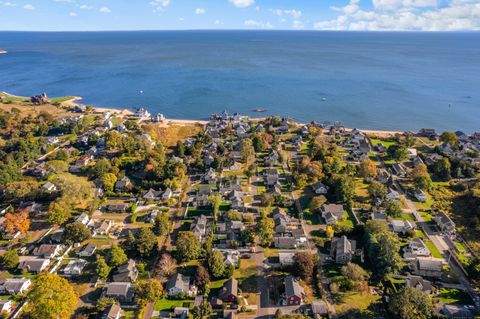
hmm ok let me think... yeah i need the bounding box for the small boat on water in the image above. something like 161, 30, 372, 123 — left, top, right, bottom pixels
321, 97, 327, 101
253, 108, 267, 113
0, 50, 7, 55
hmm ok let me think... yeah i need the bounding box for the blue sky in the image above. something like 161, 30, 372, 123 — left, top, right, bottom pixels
0, 0, 479, 31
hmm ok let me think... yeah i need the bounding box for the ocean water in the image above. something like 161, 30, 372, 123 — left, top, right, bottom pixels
0, 31, 479, 132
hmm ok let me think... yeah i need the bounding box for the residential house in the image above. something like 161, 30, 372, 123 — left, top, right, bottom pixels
370, 212, 388, 222
143, 188, 162, 200
435, 211, 456, 235
331, 236, 355, 264
406, 238, 431, 258
166, 273, 195, 297
95, 220, 113, 235
228, 190, 244, 211
219, 278, 238, 303
63, 259, 88, 276
0, 278, 31, 294
414, 189, 427, 202
33, 244, 63, 258
392, 164, 407, 177
284, 276, 305, 306
274, 236, 299, 249
114, 176, 133, 193
264, 168, 279, 186
311, 182, 328, 195
279, 251, 297, 266
17, 257, 50, 273
312, 300, 328, 318
104, 282, 135, 303
203, 168, 218, 184
265, 151, 279, 166
418, 128, 437, 139
386, 188, 400, 201
196, 186, 212, 207
442, 304, 473, 319
321, 204, 344, 225
112, 259, 138, 283
190, 215, 212, 243
411, 257, 444, 278
405, 275, 434, 294
106, 203, 128, 213
102, 303, 124, 319
42, 181, 57, 192
273, 209, 291, 233
162, 188, 173, 201
77, 243, 97, 257
0, 300, 13, 315
75, 213, 90, 225
390, 220, 414, 234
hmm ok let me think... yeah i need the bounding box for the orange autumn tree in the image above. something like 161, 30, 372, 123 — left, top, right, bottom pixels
5, 210, 31, 234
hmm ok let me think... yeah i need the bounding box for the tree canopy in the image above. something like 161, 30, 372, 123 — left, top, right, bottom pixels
27, 273, 78, 319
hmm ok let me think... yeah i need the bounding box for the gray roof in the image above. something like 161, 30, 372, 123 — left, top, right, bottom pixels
105, 282, 131, 297
284, 276, 304, 298
219, 278, 238, 299
167, 273, 190, 292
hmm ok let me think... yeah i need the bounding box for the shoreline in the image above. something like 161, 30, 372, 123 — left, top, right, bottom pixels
0, 91, 408, 136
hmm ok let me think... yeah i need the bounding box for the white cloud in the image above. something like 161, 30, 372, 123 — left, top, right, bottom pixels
150, 0, 170, 13
2, 2, 17, 7
292, 20, 304, 29
179, 17, 184, 21
79, 4, 92, 10
69, 11, 77, 16
195, 8, 206, 14
270, 9, 302, 20
244, 19, 273, 29
230, 0, 254, 8
54, 0, 74, 3
372, 0, 437, 11
23, 3, 34, 10
99, 7, 111, 13
314, 0, 480, 31
214, 19, 223, 25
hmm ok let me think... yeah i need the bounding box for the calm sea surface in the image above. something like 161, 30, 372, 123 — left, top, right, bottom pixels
0, 31, 479, 132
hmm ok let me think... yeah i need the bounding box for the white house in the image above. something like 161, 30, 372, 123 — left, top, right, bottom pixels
0, 278, 31, 294
0, 300, 13, 315
390, 220, 414, 234
75, 213, 90, 225
63, 259, 88, 276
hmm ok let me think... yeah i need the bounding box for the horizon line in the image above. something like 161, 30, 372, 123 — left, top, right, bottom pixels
1, 29, 480, 33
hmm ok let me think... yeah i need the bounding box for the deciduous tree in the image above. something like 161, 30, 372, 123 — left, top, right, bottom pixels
108, 244, 128, 268
136, 279, 164, 303
27, 273, 78, 319
95, 255, 111, 280
388, 287, 433, 319
64, 221, 91, 244
5, 210, 30, 234
176, 231, 201, 262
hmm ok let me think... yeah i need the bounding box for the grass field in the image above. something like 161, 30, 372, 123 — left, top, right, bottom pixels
424, 239, 443, 258
154, 299, 193, 312
334, 291, 381, 316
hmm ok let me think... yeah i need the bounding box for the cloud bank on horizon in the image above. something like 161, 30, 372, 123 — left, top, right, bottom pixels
0, 0, 479, 31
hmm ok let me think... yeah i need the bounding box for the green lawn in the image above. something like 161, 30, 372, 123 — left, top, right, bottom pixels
399, 213, 415, 222
154, 299, 193, 312
438, 288, 473, 305
334, 291, 381, 316
424, 240, 443, 258
370, 138, 397, 148
49, 96, 74, 104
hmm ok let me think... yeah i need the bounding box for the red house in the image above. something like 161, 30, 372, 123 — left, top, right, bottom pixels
219, 278, 238, 303
284, 276, 305, 306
